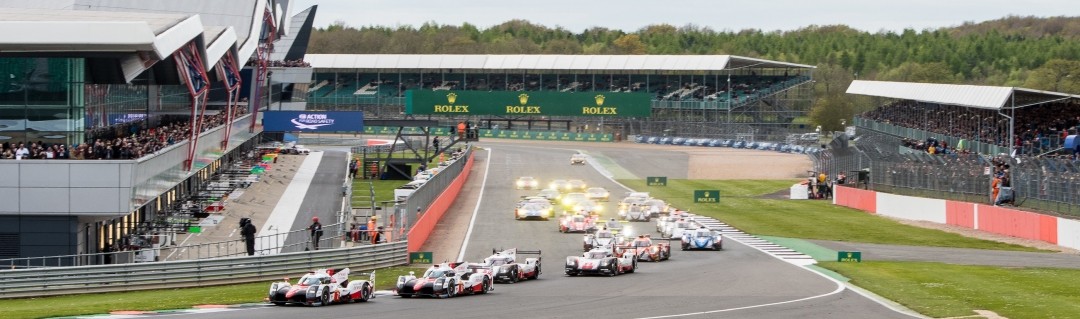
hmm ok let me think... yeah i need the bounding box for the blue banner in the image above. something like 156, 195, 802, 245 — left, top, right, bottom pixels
262, 111, 364, 132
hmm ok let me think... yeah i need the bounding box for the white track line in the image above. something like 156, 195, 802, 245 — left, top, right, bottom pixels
258, 152, 324, 254
457, 147, 492, 262
579, 148, 921, 319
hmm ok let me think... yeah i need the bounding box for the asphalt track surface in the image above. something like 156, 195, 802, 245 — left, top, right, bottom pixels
282, 150, 348, 252
177, 142, 914, 319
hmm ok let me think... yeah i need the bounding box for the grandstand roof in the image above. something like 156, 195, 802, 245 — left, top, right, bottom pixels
847, 80, 1079, 110
305, 54, 815, 71
0, 8, 200, 55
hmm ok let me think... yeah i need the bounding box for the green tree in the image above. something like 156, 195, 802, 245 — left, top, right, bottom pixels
1024, 59, 1080, 94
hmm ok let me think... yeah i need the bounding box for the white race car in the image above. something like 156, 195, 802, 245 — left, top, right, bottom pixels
396, 262, 493, 298
570, 154, 587, 165
655, 215, 677, 233
618, 203, 650, 222
536, 188, 562, 202
565, 247, 636, 276
268, 268, 375, 306
515, 176, 540, 190
516, 201, 555, 220
642, 199, 669, 217
559, 214, 597, 233
681, 226, 723, 251
483, 248, 541, 283
662, 219, 695, 240
585, 187, 610, 202
583, 228, 624, 251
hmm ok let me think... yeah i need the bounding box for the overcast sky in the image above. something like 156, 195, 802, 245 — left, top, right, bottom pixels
291, 0, 1076, 33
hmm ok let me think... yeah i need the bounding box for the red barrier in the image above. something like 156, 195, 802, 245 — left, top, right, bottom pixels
976, 204, 1058, 244
407, 153, 475, 252
834, 186, 878, 213
945, 200, 975, 228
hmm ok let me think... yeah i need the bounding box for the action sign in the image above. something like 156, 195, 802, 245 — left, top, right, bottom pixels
409, 251, 433, 264
647, 176, 668, 186
838, 251, 862, 262
406, 90, 651, 117
262, 111, 364, 132
693, 190, 719, 203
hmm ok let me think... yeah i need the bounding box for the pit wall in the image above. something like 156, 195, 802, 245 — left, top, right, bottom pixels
407, 152, 475, 252
833, 186, 1077, 250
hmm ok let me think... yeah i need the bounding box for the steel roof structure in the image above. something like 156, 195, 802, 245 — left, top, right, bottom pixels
847, 80, 1079, 110
305, 54, 815, 71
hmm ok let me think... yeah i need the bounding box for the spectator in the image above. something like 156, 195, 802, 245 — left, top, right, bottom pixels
240, 217, 257, 256
308, 216, 323, 250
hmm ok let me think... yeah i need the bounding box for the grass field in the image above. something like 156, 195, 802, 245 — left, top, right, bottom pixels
617, 179, 1043, 252
821, 261, 1080, 318
350, 178, 408, 208
0, 266, 424, 319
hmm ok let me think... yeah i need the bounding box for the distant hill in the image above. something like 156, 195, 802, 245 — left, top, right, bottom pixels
947, 16, 1080, 39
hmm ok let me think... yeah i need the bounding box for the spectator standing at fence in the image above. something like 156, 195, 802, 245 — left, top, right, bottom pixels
358, 222, 369, 242
991, 173, 1002, 204
457, 121, 466, 139
14, 143, 29, 160
372, 226, 385, 244
240, 217, 257, 256
308, 216, 323, 250
366, 217, 377, 242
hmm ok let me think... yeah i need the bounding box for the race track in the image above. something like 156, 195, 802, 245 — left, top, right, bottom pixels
172, 142, 915, 319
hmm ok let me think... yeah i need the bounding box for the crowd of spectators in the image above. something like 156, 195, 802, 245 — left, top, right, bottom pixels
861, 100, 1080, 156
0, 105, 246, 160
247, 58, 310, 67
900, 137, 973, 156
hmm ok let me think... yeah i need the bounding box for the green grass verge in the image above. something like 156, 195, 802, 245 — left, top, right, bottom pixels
820, 261, 1080, 318
351, 179, 408, 208
0, 266, 424, 319
617, 179, 1042, 252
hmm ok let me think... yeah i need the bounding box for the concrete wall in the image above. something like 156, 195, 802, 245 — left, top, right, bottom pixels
834, 185, 1078, 250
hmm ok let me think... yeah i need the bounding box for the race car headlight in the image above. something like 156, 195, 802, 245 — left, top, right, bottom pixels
516, 181, 525, 187
594, 206, 603, 212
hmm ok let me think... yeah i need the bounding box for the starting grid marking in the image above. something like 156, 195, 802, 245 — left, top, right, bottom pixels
684, 213, 816, 266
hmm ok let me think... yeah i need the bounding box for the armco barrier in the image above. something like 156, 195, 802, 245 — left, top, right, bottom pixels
0, 241, 408, 299
408, 152, 475, 252
833, 185, 1078, 251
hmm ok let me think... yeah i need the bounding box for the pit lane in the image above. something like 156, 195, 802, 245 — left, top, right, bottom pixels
170, 141, 916, 319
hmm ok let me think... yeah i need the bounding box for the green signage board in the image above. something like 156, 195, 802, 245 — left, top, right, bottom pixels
362, 126, 613, 142
187, 226, 202, 234
409, 251, 433, 264
693, 190, 720, 203
647, 176, 668, 186
406, 90, 651, 117
838, 251, 862, 262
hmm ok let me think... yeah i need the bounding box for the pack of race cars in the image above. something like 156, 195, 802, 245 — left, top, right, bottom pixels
267, 166, 725, 305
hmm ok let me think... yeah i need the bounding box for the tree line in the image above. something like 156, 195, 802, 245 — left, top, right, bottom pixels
308, 16, 1080, 131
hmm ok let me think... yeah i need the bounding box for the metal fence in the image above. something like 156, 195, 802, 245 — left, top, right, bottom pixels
0, 241, 408, 299
817, 128, 1080, 216
396, 146, 474, 235
0, 222, 349, 269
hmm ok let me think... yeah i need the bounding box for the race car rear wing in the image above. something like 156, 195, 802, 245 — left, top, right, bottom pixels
516, 250, 542, 256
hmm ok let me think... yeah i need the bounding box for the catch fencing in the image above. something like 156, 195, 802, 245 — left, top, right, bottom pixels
816, 128, 1080, 217
0, 241, 408, 299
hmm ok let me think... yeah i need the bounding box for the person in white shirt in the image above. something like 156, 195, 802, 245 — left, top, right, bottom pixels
14, 143, 29, 160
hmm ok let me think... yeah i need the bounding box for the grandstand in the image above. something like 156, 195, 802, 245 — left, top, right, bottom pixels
305, 54, 815, 141
0, 0, 300, 264
817, 80, 1080, 216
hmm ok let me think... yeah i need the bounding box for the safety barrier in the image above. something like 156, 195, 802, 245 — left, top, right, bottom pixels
0, 241, 408, 299
407, 152, 475, 252
833, 186, 1077, 250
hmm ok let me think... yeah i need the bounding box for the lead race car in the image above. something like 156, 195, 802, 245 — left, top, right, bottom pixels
483, 248, 541, 283
396, 262, 493, 298
515, 197, 555, 220
681, 226, 723, 251
565, 245, 637, 277
268, 268, 375, 306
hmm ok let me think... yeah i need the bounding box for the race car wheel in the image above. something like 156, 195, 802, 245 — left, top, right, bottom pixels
532, 265, 541, 279
681, 243, 689, 251
478, 278, 490, 294
446, 280, 457, 298
319, 287, 330, 306
359, 283, 371, 302
608, 264, 618, 277
509, 269, 519, 283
